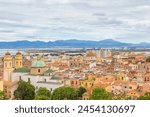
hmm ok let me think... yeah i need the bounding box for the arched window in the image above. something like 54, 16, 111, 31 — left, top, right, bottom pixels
16, 61, 18, 66
145, 77, 147, 82
85, 83, 87, 86
38, 69, 40, 73
19, 76, 21, 81
28, 78, 30, 82
5, 63, 7, 68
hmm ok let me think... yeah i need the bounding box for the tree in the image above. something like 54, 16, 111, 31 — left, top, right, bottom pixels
35, 87, 51, 100
77, 87, 86, 98
90, 87, 112, 100
0, 90, 4, 100
14, 81, 35, 100
51, 86, 78, 100
35, 95, 50, 100
146, 57, 150, 62
138, 92, 150, 100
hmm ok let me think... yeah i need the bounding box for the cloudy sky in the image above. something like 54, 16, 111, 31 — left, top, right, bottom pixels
0, 0, 150, 43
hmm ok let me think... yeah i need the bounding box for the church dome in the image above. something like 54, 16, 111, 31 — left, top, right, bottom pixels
31, 60, 46, 68
5, 51, 11, 56
4, 51, 12, 60
16, 51, 22, 55
15, 51, 22, 59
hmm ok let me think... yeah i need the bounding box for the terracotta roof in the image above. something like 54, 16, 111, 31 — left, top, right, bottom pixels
86, 51, 96, 57
142, 84, 150, 92
145, 73, 150, 77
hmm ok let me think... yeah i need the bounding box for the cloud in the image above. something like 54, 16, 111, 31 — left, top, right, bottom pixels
0, 0, 150, 43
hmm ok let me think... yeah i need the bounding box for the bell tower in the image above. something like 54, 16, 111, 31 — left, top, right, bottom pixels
3, 52, 17, 99
3, 51, 13, 81
15, 52, 23, 69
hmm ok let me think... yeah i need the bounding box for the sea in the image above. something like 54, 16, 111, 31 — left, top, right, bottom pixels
0, 49, 150, 57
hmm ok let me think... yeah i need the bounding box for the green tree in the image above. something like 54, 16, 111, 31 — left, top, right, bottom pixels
146, 57, 150, 62
35, 95, 50, 100
35, 87, 51, 100
90, 87, 112, 100
51, 86, 78, 100
0, 90, 4, 100
77, 87, 86, 98
14, 81, 35, 100
138, 92, 150, 100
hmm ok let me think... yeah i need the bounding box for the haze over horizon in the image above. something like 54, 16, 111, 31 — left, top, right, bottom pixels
0, 39, 148, 44
0, 0, 150, 43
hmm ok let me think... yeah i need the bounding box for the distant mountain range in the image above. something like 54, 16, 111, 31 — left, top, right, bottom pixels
0, 39, 150, 49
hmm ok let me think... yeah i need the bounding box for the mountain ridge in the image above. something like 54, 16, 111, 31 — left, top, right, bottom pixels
0, 39, 149, 48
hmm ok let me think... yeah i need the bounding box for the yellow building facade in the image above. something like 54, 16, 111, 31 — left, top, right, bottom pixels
3, 52, 13, 81
15, 52, 23, 69
3, 52, 13, 98
80, 74, 95, 89
116, 73, 126, 81
0, 77, 3, 91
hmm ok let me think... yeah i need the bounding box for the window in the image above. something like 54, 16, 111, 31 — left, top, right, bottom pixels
28, 78, 30, 82
85, 83, 87, 86
19, 76, 21, 81
38, 69, 40, 73
44, 79, 46, 82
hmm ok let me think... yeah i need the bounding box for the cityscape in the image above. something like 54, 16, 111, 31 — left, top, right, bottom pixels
0, 0, 150, 100
0, 47, 150, 100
